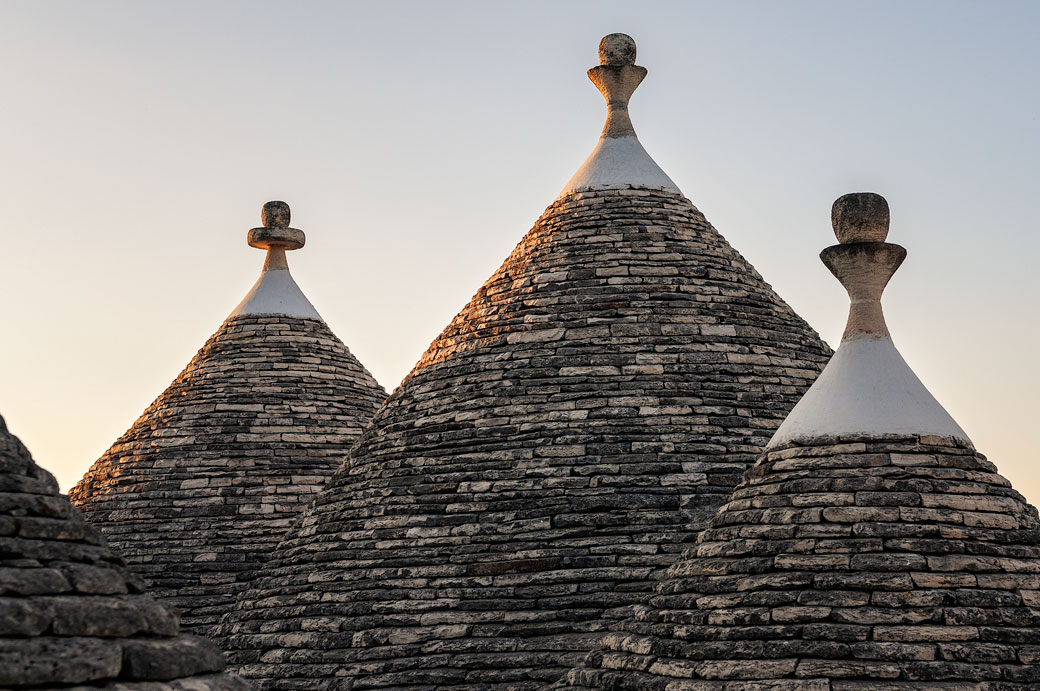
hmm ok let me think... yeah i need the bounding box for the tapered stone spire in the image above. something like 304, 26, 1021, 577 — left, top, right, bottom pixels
70, 200, 386, 635
230, 200, 320, 320
559, 33, 678, 196
768, 192, 970, 448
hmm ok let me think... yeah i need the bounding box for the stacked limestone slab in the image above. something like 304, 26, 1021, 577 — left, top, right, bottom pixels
215, 36, 832, 689
0, 414, 249, 689
557, 195, 1040, 690
70, 202, 386, 636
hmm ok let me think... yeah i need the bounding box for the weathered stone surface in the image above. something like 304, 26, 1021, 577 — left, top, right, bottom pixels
558, 436, 1040, 689
216, 185, 832, 689
121, 636, 228, 680
0, 414, 248, 689
831, 192, 890, 244
70, 314, 385, 635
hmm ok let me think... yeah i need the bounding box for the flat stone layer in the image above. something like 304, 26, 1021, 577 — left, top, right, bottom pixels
216, 186, 832, 689
0, 415, 248, 689
70, 314, 385, 635
558, 435, 1040, 690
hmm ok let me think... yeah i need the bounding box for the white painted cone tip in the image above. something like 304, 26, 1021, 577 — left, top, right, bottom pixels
557, 35, 681, 199
767, 336, 971, 449
228, 262, 322, 320
558, 135, 679, 197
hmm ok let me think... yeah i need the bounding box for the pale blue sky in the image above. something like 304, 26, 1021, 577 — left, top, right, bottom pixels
1, 1, 1037, 498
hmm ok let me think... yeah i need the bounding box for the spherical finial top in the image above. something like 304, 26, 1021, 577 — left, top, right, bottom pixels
599, 33, 637, 66
261, 201, 291, 229
831, 192, 890, 244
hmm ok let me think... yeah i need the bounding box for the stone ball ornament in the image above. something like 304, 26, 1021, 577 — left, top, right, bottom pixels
599, 33, 637, 66
831, 191, 890, 244
261, 200, 291, 229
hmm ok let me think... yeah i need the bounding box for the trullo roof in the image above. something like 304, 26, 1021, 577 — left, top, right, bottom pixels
69, 201, 386, 635
216, 34, 833, 689
0, 414, 249, 689
557, 193, 1040, 690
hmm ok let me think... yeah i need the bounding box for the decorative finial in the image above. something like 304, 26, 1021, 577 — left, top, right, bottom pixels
262, 200, 291, 229
831, 192, 890, 244
599, 33, 637, 66
248, 201, 305, 251
588, 33, 647, 139
768, 191, 972, 448
820, 192, 905, 341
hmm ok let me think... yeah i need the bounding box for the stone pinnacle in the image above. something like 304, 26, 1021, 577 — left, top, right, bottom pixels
821, 192, 905, 341
589, 33, 647, 138
248, 200, 306, 251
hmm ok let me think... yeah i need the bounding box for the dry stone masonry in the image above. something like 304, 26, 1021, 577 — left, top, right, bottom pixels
216, 35, 832, 690
0, 414, 249, 689
557, 194, 1040, 689
70, 202, 386, 636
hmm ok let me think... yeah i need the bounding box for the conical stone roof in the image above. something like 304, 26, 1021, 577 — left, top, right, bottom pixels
216, 35, 833, 689
557, 194, 1040, 690
0, 414, 249, 689
70, 201, 386, 636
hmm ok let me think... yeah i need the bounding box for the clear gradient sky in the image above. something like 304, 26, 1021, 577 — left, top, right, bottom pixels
1, 1, 1037, 499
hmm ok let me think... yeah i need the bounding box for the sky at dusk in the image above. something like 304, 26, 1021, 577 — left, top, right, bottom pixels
1, 1, 1037, 499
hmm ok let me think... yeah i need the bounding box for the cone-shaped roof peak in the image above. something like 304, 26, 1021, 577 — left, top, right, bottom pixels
556, 195, 1038, 691
216, 36, 834, 687
768, 192, 970, 448
229, 199, 321, 320
558, 34, 678, 197
71, 200, 386, 634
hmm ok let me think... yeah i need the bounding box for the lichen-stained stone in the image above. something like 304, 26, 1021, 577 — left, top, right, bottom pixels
556, 198, 1040, 689
0, 414, 250, 690
215, 36, 832, 691
69, 203, 386, 636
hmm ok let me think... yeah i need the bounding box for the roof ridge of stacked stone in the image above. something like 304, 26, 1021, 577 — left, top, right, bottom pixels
216, 34, 833, 689
557, 193, 1040, 690
0, 413, 249, 689
69, 201, 386, 636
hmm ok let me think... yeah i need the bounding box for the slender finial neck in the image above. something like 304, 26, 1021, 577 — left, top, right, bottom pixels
589, 33, 646, 138
248, 200, 306, 252
822, 193, 905, 342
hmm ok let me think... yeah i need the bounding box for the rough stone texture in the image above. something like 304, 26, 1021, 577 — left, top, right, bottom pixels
216, 185, 833, 689
831, 192, 890, 244
599, 33, 637, 66
0, 414, 250, 689
557, 434, 1040, 690
69, 314, 386, 636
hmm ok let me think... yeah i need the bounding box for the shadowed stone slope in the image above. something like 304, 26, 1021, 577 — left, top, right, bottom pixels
557, 196, 1040, 689
216, 36, 832, 690
0, 415, 250, 690
70, 202, 386, 636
